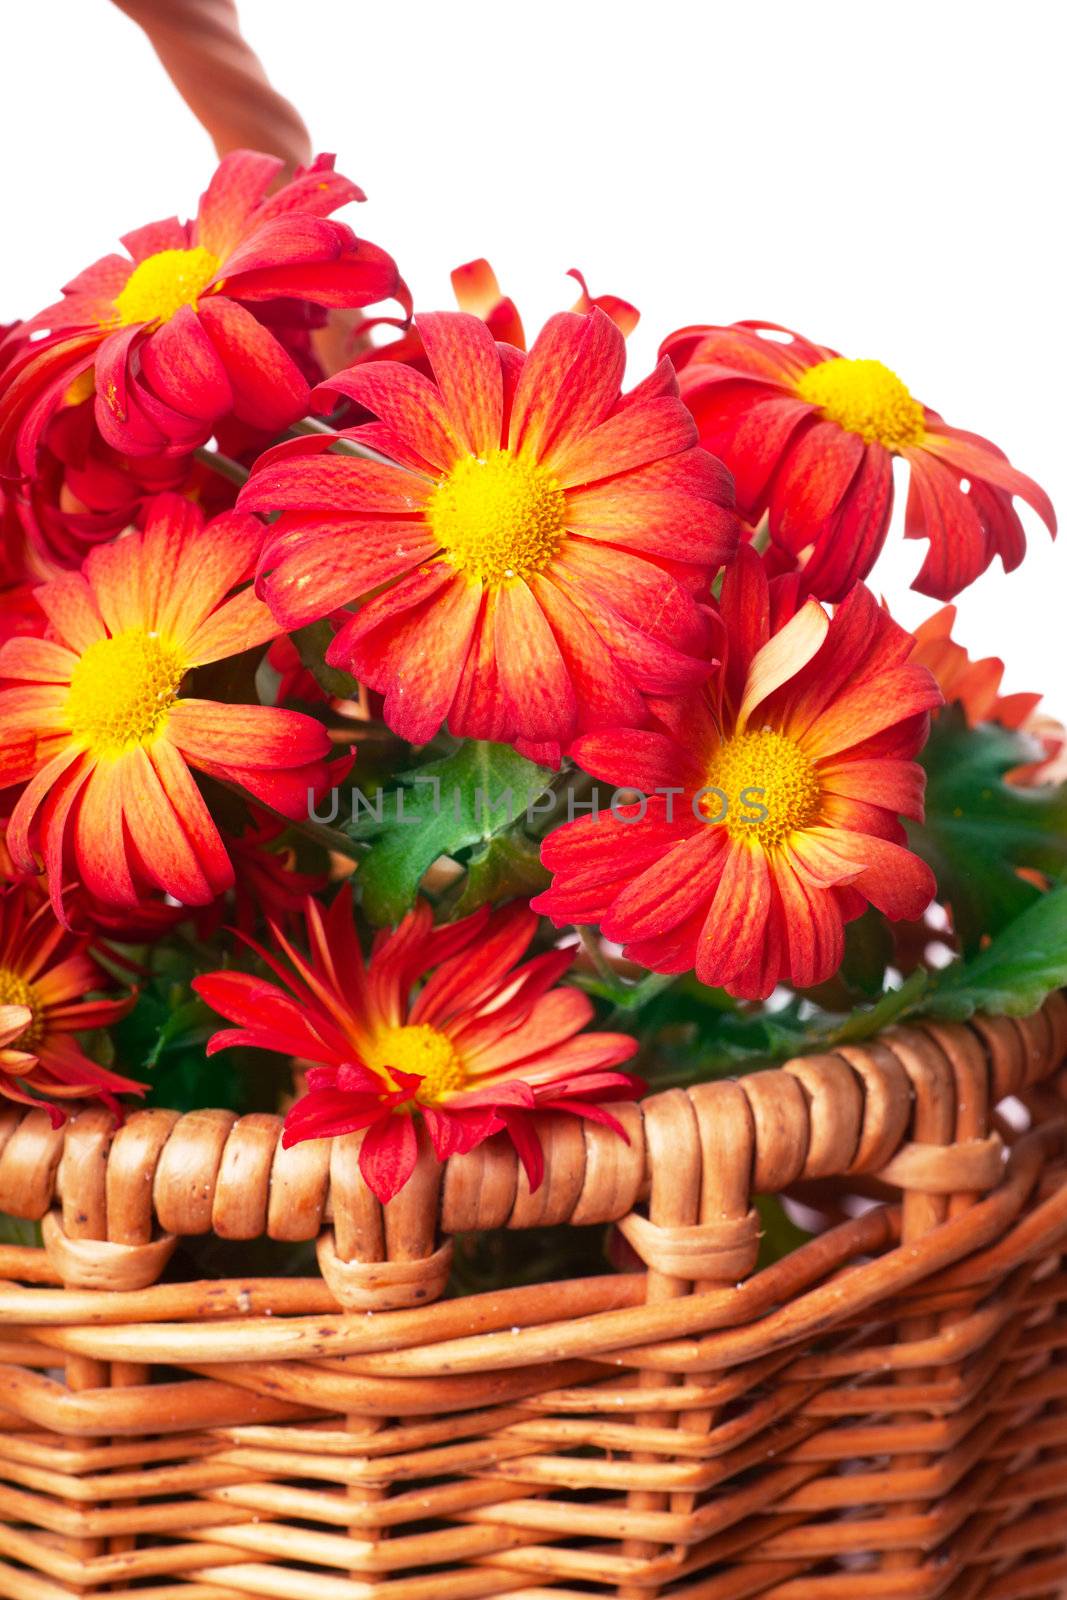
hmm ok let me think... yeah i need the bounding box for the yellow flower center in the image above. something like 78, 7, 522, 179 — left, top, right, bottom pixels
0, 969, 42, 1048
112, 246, 220, 327
366, 1023, 466, 1103
796, 356, 925, 450
66, 630, 187, 757
705, 728, 822, 849
428, 449, 566, 585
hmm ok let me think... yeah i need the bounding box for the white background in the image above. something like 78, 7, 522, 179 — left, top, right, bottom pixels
4, 0, 1063, 712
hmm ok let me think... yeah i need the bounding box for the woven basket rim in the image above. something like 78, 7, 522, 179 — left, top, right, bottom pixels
0, 999, 1062, 1250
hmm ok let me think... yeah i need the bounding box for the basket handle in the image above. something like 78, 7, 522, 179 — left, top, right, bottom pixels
109, 0, 312, 167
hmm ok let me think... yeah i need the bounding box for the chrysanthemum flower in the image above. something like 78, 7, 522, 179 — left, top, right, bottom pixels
662, 321, 1056, 600
0, 879, 143, 1122
533, 549, 942, 1000
911, 605, 1041, 730
911, 605, 1063, 784
0, 151, 399, 471
6, 395, 235, 576
193, 893, 642, 1202
240, 308, 737, 758
218, 811, 330, 938
0, 493, 336, 919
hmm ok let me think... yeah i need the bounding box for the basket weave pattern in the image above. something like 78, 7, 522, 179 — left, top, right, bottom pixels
2, 995, 1067, 1598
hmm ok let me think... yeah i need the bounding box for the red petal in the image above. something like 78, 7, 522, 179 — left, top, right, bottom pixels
552, 396, 697, 490
138, 306, 233, 423
493, 580, 577, 744
241, 449, 428, 514
358, 1113, 419, 1204
316, 360, 460, 471
694, 843, 772, 990
921, 431, 1055, 535
194, 151, 283, 258
498, 1110, 545, 1192
510, 309, 624, 466
417, 312, 503, 456
767, 420, 865, 556
197, 297, 309, 433
681, 376, 814, 518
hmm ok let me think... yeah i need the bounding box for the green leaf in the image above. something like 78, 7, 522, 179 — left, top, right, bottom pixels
449, 828, 551, 917
909, 707, 1067, 952
638, 982, 814, 1085
572, 968, 683, 1013
111, 982, 235, 1115
348, 741, 554, 925
824, 967, 931, 1044
918, 882, 1067, 1021
836, 907, 896, 998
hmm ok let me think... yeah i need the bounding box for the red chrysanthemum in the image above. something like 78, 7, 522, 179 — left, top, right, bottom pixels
662, 320, 1056, 601
533, 548, 943, 1000
6, 396, 237, 576
216, 811, 331, 939
0, 151, 400, 471
0, 493, 338, 919
240, 307, 738, 759
0, 878, 143, 1122
193, 893, 642, 1202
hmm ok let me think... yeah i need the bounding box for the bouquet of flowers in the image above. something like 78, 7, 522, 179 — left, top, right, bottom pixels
1, 146, 1062, 1214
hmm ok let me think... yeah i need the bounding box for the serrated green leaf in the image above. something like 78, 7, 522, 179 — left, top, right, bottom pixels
348, 741, 554, 925
918, 882, 1067, 1021
909, 707, 1067, 953
449, 828, 551, 917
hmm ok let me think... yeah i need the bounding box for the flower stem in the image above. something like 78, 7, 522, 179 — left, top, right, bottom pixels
289, 416, 397, 467
193, 445, 249, 487
749, 515, 772, 555
577, 925, 618, 984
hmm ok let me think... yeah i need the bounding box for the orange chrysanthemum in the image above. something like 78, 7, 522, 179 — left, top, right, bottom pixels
911, 605, 1042, 731
534, 549, 943, 1000
0, 494, 336, 919
911, 605, 1064, 784
194, 894, 642, 1202
662, 321, 1056, 600
0, 878, 143, 1122
0, 151, 399, 471
240, 307, 738, 758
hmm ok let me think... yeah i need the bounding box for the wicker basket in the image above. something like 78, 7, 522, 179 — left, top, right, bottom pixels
1, 995, 1066, 1598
